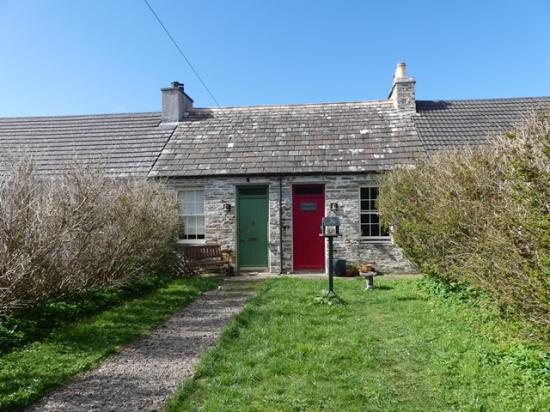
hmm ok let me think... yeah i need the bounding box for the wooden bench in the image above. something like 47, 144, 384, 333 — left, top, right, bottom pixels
181, 244, 232, 275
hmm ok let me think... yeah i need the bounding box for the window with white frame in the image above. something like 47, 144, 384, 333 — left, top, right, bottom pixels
178, 189, 205, 241
360, 187, 390, 239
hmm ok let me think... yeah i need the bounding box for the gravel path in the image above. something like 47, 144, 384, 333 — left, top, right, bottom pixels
29, 277, 259, 412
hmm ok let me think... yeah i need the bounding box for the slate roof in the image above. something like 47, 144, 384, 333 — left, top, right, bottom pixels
415, 96, 550, 152
0, 112, 175, 176
1, 96, 549, 178
148, 101, 424, 177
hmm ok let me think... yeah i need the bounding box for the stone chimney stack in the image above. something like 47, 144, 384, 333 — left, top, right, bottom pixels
161, 81, 193, 123
388, 62, 416, 113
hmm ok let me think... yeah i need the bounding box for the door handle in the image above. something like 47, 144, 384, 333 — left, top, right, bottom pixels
249, 237, 257, 241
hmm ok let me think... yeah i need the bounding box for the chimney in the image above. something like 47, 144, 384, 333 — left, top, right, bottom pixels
161, 81, 193, 123
388, 62, 416, 113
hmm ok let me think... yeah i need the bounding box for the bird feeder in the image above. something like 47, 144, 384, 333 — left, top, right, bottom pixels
321, 216, 341, 237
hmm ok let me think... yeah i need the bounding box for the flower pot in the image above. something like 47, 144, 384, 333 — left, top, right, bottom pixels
360, 261, 375, 273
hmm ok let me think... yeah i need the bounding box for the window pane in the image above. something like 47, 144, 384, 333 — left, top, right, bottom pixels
196, 199, 204, 214
178, 189, 205, 240
197, 190, 203, 202
301, 201, 318, 211
178, 193, 186, 214
240, 187, 268, 196
177, 216, 185, 238
197, 216, 205, 235
370, 187, 379, 200
360, 187, 380, 211
182, 191, 193, 202
182, 201, 192, 214
360, 187, 388, 238
294, 186, 324, 195
193, 216, 199, 235
186, 216, 196, 235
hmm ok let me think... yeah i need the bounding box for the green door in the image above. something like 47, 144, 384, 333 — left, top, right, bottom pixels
237, 187, 269, 269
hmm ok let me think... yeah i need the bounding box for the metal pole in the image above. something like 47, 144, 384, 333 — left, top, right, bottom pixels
278, 175, 284, 274
328, 236, 334, 294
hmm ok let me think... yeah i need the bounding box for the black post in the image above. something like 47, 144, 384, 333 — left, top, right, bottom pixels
278, 175, 284, 274
328, 236, 334, 295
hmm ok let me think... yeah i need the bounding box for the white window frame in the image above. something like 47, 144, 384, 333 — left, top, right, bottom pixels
360, 186, 391, 242
177, 188, 206, 244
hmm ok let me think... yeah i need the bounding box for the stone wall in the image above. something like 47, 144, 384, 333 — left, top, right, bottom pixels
166, 174, 416, 274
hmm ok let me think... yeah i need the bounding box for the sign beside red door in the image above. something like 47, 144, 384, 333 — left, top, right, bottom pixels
292, 185, 325, 271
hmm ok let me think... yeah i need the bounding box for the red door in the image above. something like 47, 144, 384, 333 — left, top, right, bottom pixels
293, 185, 325, 271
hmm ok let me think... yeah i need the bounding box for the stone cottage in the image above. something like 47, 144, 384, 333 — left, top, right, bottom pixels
1, 63, 549, 273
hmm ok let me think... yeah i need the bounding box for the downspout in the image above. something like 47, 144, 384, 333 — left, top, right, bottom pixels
279, 175, 284, 274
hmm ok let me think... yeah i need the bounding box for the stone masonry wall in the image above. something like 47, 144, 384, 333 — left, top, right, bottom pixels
166, 174, 416, 274
390, 78, 416, 113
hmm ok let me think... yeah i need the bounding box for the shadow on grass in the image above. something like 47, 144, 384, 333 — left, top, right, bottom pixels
312, 293, 348, 306
370, 285, 394, 290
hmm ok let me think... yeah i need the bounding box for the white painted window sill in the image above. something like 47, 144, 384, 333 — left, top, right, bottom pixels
360, 237, 393, 244
176, 239, 207, 245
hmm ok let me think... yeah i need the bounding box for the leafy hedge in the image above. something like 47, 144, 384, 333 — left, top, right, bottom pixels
0, 157, 180, 313
379, 112, 549, 333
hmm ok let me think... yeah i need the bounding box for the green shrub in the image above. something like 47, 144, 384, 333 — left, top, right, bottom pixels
379, 112, 549, 335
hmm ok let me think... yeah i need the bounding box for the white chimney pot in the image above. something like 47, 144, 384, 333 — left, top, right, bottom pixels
395, 62, 407, 79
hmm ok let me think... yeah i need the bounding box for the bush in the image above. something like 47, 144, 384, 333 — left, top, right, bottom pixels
0, 157, 179, 313
379, 112, 549, 333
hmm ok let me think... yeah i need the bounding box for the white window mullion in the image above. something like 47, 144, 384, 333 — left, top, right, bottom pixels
360, 186, 389, 240
178, 188, 205, 241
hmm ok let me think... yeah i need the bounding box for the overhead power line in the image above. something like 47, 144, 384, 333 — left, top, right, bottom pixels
143, 0, 220, 107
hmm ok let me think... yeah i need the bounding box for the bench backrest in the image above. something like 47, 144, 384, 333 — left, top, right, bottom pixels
183, 245, 222, 259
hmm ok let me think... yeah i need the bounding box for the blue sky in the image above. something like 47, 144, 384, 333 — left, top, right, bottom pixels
0, 0, 549, 116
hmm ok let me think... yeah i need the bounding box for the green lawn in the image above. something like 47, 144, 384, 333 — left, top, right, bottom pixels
166, 277, 548, 412
0, 276, 219, 410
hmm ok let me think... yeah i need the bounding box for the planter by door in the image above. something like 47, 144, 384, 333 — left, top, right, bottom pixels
237, 186, 269, 270
292, 185, 325, 271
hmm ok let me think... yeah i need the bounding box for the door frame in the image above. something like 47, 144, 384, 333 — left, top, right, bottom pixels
236, 185, 270, 272
291, 184, 326, 272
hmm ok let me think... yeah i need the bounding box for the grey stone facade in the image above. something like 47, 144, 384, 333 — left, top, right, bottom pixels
167, 174, 416, 274
2, 62, 548, 278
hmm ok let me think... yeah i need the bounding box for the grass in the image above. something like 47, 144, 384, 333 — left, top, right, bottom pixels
0, 275, 219, 410
165, 277, 549, 411
0, 275, 185, 354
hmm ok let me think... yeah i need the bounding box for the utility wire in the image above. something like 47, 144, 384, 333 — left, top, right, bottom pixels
143, 0, 220, 107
